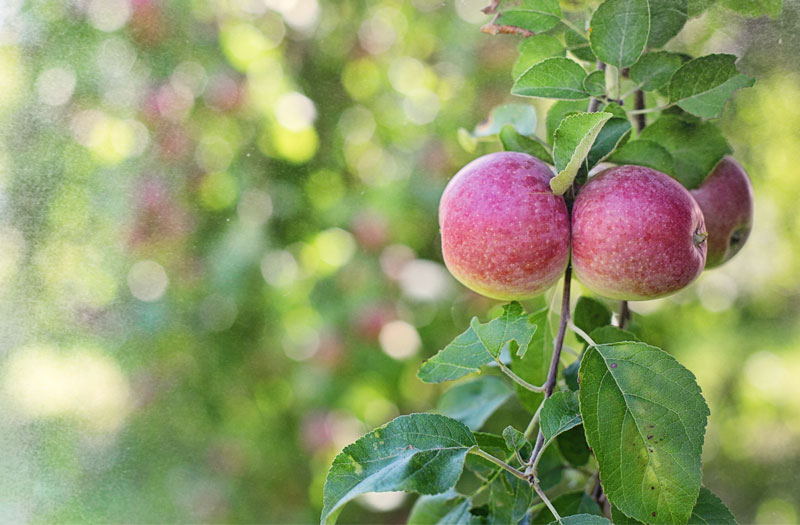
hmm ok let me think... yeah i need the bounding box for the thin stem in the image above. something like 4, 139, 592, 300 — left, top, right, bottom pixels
471, 449, 529, 482
633, 89, 646, 132
533, 477, 562, 522
563, 345, 580, 357
628, 103, 673, 115
618, 300, 630, 330
568, 320, 596, 347
560, 17, 587, 38
496, 359, 545, 392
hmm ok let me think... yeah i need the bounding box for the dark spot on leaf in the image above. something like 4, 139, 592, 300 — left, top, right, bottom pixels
651, 486, 655, 490
610, 363, 618, 368
652, 512, 657, 517
648, 448, 654, 453
647, 435, 653, 440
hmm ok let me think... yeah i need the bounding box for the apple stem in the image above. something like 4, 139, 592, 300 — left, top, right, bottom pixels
618, 300, 630, 330
633, 90, 646, 132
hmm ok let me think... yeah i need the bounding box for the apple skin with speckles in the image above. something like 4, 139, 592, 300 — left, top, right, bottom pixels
690, 156, 754, 269
572, 165, 707, 301
439, 152, 570, 300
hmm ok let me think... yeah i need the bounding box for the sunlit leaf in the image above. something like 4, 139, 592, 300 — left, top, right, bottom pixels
513, 35, 566, 80
589, 0, 650, 70
668, 54, 755, 118
647, 0, 688, 48
512, 57, 589, 100
630, 51, 684, 91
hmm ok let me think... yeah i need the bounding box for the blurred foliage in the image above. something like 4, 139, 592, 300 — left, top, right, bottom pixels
0, 0, 798, 523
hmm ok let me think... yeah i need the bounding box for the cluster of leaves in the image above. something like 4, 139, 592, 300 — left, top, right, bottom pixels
321, 0, 767, 523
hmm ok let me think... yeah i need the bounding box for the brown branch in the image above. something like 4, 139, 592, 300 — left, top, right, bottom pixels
634, 90, 646, 132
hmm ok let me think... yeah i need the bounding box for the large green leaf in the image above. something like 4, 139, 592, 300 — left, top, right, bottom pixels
545, 100, 587, 144
418, 302, 537, 383
437, 376, 513, 431
485, 0, 563, 35
638, 116, 731, 188
540, 390, 582, 442
551, 112, 613, 194
499, 125, 554, 165
607, 139, 675, 176
408, 490, 472, 525
511, 308, 551, 412
579, 342, 710, 524
489, 471, 534, 525
629, 51, 684, 91
531, 491, 603, 523
589, 0, 650, 70
513, 35, 566, 80
512, 57, 589, 100
321, 414, 477, 524
647, 0, 688, 48
589, 325, 639, 344
668, 54, 755, 118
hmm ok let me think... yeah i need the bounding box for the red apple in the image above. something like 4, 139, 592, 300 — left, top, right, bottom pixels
439, 152, 570, 300
690, 156, 754, 268
572, 165, 707, 300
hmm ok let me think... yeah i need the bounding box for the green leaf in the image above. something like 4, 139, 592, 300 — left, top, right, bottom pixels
607, 139, 675, 176
511, 308, 551, 412
437, 376, 513, 431
629, 51, 684, 91
638, 116, 731, 188
499, 125, 554, 164
586, 117, 632, 169
489, 471, 534, 525
589, 0, 650, 70
557, 425, 592, 466
512, 57, 589, 100
418, 302, 537, 383
408, 491, 472, 525
582, 70, 606, 97
486, 0, 563, 35
321, 414, 477, 524
688, 0, 717, 17
532, 491, 603, 523
537, 442, 565, 490
721, 0, 781, 17
689, 487, 737, 524
545, 100, 587, 144
573, 297, 612, 337
589, 325, 639, 344
513, 35, 566, 80
647, 0, 688, 48
668, 54, 755, 118
563, 358, 581, 391
502, 426, 532, 460
601, 101, 628, 119
551, 112, 613, 194
565, 28, 595, 62
466, 432, 509, 479
540, 390, 582, 441
579, 342, 710, 524
549, 514, 611, 525
473, 104, 537, 137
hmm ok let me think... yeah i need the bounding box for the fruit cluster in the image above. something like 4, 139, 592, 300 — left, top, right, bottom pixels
439, 152, 753, 301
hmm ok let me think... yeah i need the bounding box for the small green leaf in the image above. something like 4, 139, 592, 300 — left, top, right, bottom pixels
437, 376, 513, 431
474, 104, 537, 137
545, 100, 587, 144
638, 116, 731, 188
513, 35, 566, 80
587, 117, 632, 169
549, 514, 610, 525
418, 302, 537, 383
607, 140, 675, 176
499, 125, 554, 165
688, 0, 717, 17
601, 101, 628, 119
489, 472, 534, 525
583, 70, 606, 97
540, 390, 582, 441
647, 0, 688, 48
321, 414, 477, 524
689, 487, 737, 524
532, 491, 603, 523
551, 112, 613, 194
557, 425, 592, 466
630, 51, 684, 91
589, 0, 650, 70
408, 490, 472, 525
668, 54, 755, 118
511, 308, 551, 412
512, 57, 589, 100
721, 0, 781, 17
579, 342, 710, 524
565, 28, 595, 62
563, 358, 581, 391
589, 325, 639, 344
486, 0, 563, 35
573, 297, 612, 337
502, 426, 532, 460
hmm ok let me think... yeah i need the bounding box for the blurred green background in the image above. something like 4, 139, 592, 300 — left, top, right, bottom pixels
0, 0, 798, 523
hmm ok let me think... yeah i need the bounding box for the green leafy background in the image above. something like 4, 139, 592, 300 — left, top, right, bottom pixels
0, 0, 798, 523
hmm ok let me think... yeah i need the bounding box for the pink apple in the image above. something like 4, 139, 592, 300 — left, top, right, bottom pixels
690, 156, 754, 268
438, 152, 570, 300
572, 165, 707, 300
